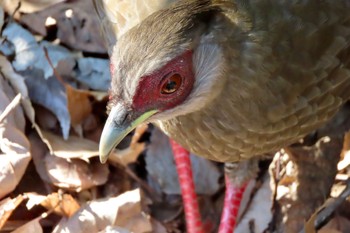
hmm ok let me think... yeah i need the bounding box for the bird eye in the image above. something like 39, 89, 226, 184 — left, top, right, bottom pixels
160, 73, 182, 94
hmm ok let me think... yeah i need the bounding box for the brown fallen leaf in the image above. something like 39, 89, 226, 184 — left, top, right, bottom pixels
42, 192, 80, 217
0, 75, 31, 199
44, 154, 109, 191
66, 85, 92, 126
29, 131, 109, 191
0, 55, 51, 153
41, 130, 101, 161
26, 192, 80, 217
337, 131, 350, 170
0, 195, 24, 230
40, 129, 144, 166
52, 189, 152, 233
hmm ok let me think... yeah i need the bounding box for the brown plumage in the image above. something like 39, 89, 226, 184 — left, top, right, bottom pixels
162, 1, 350, 161
97, 0, 350, 163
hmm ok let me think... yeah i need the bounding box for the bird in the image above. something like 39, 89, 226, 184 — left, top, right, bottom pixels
94, 0, 350, 232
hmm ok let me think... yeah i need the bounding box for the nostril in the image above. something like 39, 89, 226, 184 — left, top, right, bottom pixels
121, 112, 129, 125
109, 103, 130, 126
113, 111, 129, 126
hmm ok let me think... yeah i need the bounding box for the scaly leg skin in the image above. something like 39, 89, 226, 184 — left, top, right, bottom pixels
218, 161, 258, 233
170, 139, 204, 233
218, 176, 248, 233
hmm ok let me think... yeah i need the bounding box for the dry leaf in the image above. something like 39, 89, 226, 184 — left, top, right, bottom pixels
41, 130, 100, 160
19, 0, 106, 53
0, 195, 24, 229
41, 192, 80, 217
29, 132, 109, 191
26, 192, 80, 217
0, 75, 31, 199
75, 58, 111, 91
44, 154, 108, 191
0, 55, 49, 151
10, 217, 43, 233
53, 189, 152, 233
66, 85, 92, 126
338, 131, 350, 170
0, 72, 25, 131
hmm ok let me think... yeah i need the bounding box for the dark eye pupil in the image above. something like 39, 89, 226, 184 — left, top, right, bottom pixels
165, 81, 177, 91
161, 73, 182, 94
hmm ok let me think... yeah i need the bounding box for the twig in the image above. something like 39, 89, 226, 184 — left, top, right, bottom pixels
299, 178, 350, 233
11, 2, 21, 20
43, 47, 65, 85
0, 93, 21, 123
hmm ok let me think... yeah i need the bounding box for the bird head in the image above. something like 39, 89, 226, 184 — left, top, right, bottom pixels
99, 0, 228, 162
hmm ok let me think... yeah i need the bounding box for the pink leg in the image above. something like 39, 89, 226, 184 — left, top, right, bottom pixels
218, 176, 248, 233
170, 139, 204, 233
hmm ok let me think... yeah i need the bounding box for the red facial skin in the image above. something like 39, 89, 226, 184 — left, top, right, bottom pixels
132, 50, 195, 113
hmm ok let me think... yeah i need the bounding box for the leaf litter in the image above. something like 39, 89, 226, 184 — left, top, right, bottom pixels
0, 1, 349, 233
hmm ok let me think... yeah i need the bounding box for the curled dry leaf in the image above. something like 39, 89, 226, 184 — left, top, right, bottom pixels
30, 131, 109, 191
0, 195, 24, 230
41, 192, 80, 217
0, 55, 48, 150
0, 131, 29, 194
20, 67, 71, 140
0, 75, 31, 199
0, 73, 25, 132
44, 154, 109, 191
41, 130, 102, 160
65, 85, 92, 126
53, 189, 152, 233
26, 192, 80, 218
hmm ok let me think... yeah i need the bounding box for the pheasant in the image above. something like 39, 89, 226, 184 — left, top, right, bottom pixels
94, 0, 350, 232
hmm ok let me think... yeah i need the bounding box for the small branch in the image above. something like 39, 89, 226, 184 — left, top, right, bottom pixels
299, 178, 350, 233
43, 47, 65, 85
0, 93, 22, 123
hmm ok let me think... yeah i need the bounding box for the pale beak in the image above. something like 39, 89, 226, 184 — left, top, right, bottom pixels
99, 103, 157, 163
